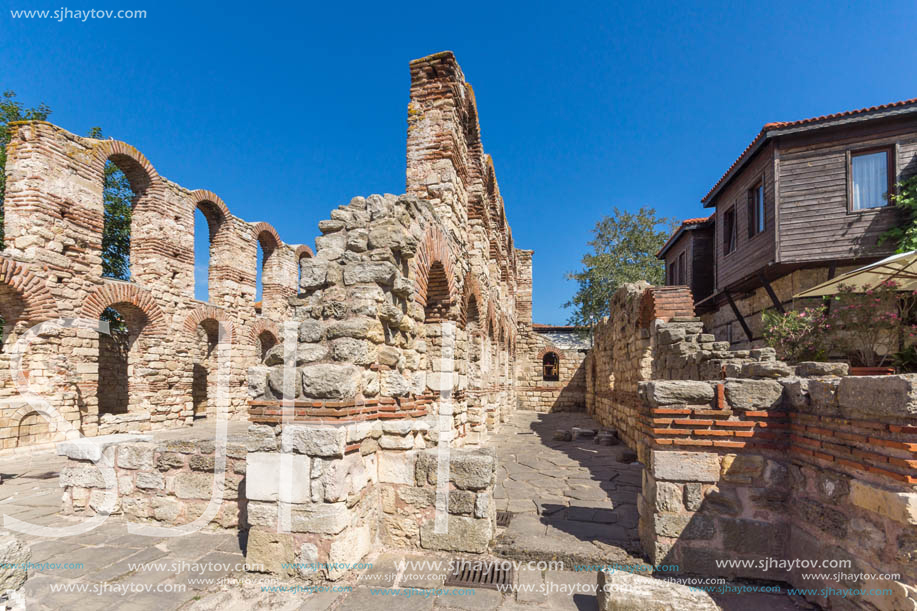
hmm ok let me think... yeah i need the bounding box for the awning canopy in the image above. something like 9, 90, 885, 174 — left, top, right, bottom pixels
793, 250, 917, 299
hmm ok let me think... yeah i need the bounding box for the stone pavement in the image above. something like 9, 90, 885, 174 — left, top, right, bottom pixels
490, 411, 645, 567
0, 415, 813, 610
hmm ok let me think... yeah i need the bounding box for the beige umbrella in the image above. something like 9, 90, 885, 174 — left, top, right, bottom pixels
794, 250, 917, 298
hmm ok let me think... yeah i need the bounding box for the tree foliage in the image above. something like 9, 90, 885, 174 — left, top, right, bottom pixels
88, 126, 133, 281
565, 206, 678, 327
0, 91, 52, 248
880, 175, 917, 253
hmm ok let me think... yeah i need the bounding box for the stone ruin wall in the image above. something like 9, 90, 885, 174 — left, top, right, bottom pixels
588, 283, 917, 610
50, 50, 526, 581
0, 120, 312, 453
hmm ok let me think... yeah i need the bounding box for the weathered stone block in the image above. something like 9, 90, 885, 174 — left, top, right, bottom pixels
245, 528, 295, 576
281, 425, 346, 458
343, 262, 398, 286
248, 501, 352, 534
174, 472, 215, 500
248, 424, 278, 452
135, 470, 164, 490
377, 452, 415, 485
60, 465, 107, 489
723, 378, 783, 410
720, 454, 764, 483
596, 569, 718, 611
642, 381, 714, 406
654, 513, 715, 539
0, 535, 30, 593
420, 515, 492, 553
721, 518, 786, 556
651, 451, 720, 482
796, 361, 849, 377
117, 442, 155, 470
849, 480, 917, 525
741, 361, 794, 379
327, 525, 373, 580
838, 374, 917, 418
246, 452, 310, 503
299, 363, 360, 399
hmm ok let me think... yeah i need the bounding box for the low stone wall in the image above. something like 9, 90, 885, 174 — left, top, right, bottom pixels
58, 433, 247, 529
243, 418, 496, 582
590, 283, 917, 610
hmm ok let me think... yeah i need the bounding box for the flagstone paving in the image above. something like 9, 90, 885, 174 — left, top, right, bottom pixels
0, 415, 813, 610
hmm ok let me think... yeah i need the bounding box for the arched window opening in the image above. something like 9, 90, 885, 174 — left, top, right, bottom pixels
0, 285, 27, 354
194, 203, 224, 302
424, 261, 451, 322
192, 319, 219, 418
97, 303, 147, 415
257, 330, 278, 362
542, 352, 560, 382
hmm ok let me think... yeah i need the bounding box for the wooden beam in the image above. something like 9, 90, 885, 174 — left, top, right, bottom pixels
759, 272, 785, 314
725, 289, 754, 342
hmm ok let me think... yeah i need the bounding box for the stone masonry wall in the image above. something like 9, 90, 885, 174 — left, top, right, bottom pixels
0, 121, 311, 452
588, 283, 917, 610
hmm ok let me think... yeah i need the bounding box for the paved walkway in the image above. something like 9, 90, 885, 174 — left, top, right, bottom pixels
0, 414, 812, 610
491, 411, 645, 567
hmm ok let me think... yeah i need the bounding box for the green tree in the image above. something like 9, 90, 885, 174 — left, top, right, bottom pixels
880, 175, 917, 253
565, 206, 678, 327
88, 126, 133, 280
0, 91, 52, 248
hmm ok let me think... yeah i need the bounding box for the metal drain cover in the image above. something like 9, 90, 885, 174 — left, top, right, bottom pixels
444, 558, 514, 590
496, 511, 513, 527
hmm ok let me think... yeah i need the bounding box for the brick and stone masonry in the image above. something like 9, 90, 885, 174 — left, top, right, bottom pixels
588, 283, 917, 611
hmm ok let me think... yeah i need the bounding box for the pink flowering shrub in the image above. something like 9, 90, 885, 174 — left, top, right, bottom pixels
827, 280, 917, 367
762, 306, 829, 362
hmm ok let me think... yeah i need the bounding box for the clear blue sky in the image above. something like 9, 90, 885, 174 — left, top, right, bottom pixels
3, 0, 915, 322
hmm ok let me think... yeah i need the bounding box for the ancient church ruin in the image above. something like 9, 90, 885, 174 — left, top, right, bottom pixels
2, 52, 915, 611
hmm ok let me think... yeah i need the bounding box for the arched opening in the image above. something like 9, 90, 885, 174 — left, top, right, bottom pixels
98, 148, 148, 281
255, 229, 278, 312
257, 329, 277, 362
0, 284, 27, 353
194, 202, 224, 302
424, 261, 451, 322
17, 411, 51, 447
97, 303, 149, 415
542, 351, 560, 382
296, 249, 313, 296
192, 319, 219, 418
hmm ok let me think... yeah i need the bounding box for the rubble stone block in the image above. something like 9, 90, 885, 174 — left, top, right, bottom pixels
0, 535, 30, 593
741, 361, 794, 379
838, 374, 917, 418
246, 452, 310, 503
651, 451, 720, 482
642, 381, 714, 406
724, 378, 784, 410
596, 569, 718, 611
849, 480, 917, 525
796, 361, 849, 377
420, 515, 492, 553
281, 425, 346, 458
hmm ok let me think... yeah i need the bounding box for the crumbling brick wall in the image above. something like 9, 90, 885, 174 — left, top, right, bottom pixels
0, 121, 311, 451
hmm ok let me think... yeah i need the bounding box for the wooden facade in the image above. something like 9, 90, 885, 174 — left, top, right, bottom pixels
659, 217, 714, 303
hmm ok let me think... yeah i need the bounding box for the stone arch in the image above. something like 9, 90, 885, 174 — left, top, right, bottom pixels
253, 222, 283, 311
253, 222, 282, 252
81, 282, 166, 335
182, 305, 234, 340
540, 348, 560, 382
413, 225, 456, 311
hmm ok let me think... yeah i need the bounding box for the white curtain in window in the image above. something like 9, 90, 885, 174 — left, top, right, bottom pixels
852, 152, 887, 210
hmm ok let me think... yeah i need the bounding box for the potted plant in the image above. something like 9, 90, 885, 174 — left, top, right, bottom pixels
828, 280, 917, 374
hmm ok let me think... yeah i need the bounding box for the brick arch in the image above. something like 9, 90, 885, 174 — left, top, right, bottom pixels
460, 274, 485, 327
81, 282, 166, 335
182, 305, 234, 339
294, 244, 314, 260
0, 258, 59, 322
413, 225, 456, 310
537, 346, 560, 360
189, 190, 231, 223
253, 222, 282, 252
92, 139, 159, 196
247, 319, 280, 347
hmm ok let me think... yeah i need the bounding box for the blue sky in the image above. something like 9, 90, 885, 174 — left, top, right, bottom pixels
3, 0, 916, 322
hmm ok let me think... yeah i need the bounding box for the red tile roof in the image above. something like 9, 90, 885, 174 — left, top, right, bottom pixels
656, 215, 713, 258
702, 97, 917, 205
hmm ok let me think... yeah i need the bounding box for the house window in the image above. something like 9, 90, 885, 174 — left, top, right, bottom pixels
723, 207, 736, 254
678, 252, 686, 285
748, 181, 765, 236
851, 149, 892, 210
542, 352, 559, 381
668, 260, 675, 285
